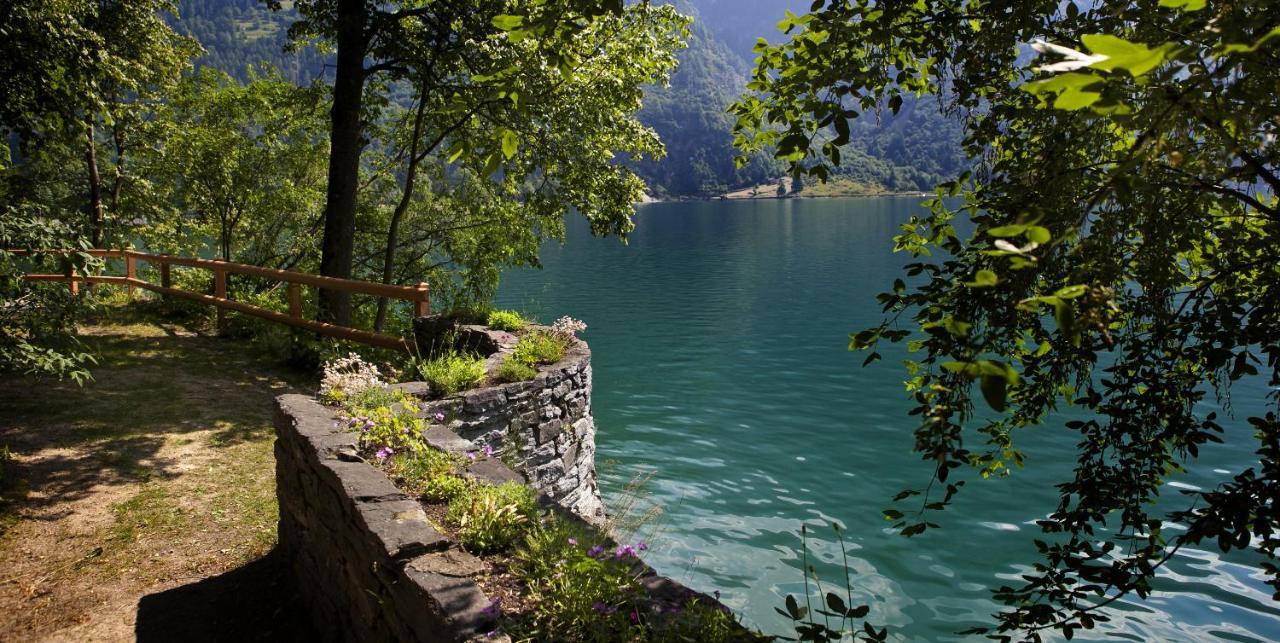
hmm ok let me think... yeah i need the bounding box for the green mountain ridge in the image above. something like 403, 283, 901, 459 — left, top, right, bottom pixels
171, 0, 965, 198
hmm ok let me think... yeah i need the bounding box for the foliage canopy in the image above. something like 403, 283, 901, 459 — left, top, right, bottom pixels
734, 0, 1280, 638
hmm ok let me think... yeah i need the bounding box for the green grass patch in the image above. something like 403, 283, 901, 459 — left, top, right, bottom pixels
486, 309, 529, 332
415, 350, 487, 396
493, 357, 538, 383
511, 331, 569, 367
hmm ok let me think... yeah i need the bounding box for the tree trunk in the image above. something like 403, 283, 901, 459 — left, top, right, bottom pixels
374, 97, 430, 332
318, 0, 368, 326
84, 118, 104, 248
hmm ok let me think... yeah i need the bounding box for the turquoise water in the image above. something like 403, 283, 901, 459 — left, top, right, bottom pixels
495, 198, 1280, 641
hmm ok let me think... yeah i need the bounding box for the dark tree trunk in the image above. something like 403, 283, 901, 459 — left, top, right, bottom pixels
318, 0, 368, 326
84, 118, 104, 248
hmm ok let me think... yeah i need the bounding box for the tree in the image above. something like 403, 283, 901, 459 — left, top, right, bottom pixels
276, 0, 629, 325
363, 3, 687, 329
734, 0, 1280, 639
1, 0, 192, 381
144, 67, 328, 270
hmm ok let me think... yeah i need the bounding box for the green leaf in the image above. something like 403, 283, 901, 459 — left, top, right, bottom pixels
491, 14, 524, 30
1081, 34, 1177, 77
1026, 226, 1051, 244
500, 129, 519, 160
1158, 0, 1206, 10
1023, 72, 1104, 110
980, 374, 1008, 412
965, 269, 998, 287
987, 224, 1027, 237
1054, 284, 1087, 299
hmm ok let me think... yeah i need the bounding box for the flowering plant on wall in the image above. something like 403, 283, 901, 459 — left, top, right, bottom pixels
551, 316, 587, 339
319, 352, 384, 403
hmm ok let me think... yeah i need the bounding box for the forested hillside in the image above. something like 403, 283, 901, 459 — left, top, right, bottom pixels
170, 0, 965, 198
173, 0, 327, 84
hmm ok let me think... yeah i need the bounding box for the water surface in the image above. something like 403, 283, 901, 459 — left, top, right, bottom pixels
496, 198, 1279, 641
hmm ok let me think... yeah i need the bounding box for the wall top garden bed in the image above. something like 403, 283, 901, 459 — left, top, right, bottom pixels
275, 391, 754, 642
275, 315, 758, 641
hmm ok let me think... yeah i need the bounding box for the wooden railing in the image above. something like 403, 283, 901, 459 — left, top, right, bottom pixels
12, 249, 429, 351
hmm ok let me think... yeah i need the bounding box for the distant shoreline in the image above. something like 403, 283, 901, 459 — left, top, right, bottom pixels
637, 176, 930, 204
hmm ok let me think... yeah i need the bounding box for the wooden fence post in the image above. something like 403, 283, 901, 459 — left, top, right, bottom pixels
160, 263, 171, 301
414, 282, 430, 318
214, 266, 227, 329
62, 258, 78, 295
288, 283, 302, 319
125, 253, 137, 297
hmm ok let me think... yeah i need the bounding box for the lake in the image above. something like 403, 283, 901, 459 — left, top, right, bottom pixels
495, 197, 1280, 641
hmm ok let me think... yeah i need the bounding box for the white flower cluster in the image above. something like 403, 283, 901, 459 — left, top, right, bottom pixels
320, 352, 384, 400
550, 315, 587, 338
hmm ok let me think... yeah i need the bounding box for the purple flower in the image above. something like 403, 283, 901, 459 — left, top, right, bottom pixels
433, 412, 446, 423
482, 444, 494, 458
375, 446, 393, 460
629, 610, 639, 623
587, 545, 605, 558
591, 602, 618, 614
363, 419, 375, 431
567, 538, 578, 546
467, 452, 477, 462
480, 597, 502, 619
637, 542, 648, 552
614, 544, 637, 558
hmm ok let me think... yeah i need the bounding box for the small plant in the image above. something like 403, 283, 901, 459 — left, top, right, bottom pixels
416, 349, 487, 396
777, 523, 886, 642
511, 331, 569, 367
550, 315, 587, 339
447, 481, 538, 553
486, 309, 528, 332
340, 387, 426, 459
320, 352, 384, 403
390, 449, 470, 502
493, 356, 538, 383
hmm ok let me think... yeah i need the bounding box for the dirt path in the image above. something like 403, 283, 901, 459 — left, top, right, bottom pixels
0, 313, 318, 641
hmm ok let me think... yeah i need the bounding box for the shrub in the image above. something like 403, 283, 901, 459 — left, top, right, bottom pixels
511, 521, 752, 641
415, 350, 487, 396
340, 387, 426, 459
391, 450, 470, 502
511, 331, 569, 367
511, 521, 646, 638
447, 481, 538, 553
550, 315, 587, 339
320, 352, 384, 403
486, 309, 528, 332
493, 356, 537, 383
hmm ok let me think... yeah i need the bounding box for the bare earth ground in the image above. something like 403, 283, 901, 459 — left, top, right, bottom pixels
0, 309, 318, 642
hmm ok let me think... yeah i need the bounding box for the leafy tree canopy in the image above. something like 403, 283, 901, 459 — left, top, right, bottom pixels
735, 0, 1280, 639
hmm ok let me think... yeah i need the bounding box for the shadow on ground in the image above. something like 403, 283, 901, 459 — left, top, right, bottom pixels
136, 549, 317, 642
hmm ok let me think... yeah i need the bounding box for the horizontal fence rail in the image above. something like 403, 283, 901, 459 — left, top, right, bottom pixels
11, 249, 428, 352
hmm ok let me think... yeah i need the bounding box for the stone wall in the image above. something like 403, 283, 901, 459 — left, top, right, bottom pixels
406, 319, 603, 522
274, 391, 738, 642
274, 394, 498, 642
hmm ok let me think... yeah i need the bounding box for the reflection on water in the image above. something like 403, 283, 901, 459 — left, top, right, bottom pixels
496, 198, 1280, 641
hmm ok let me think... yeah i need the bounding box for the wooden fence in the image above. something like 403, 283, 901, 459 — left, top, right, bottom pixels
13, 249, 429, 351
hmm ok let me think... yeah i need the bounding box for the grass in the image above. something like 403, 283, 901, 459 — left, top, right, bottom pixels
486, 309, 529, 332
415, 349, 488, 396
0, 297, 312, 636
511, 331, 570, 367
